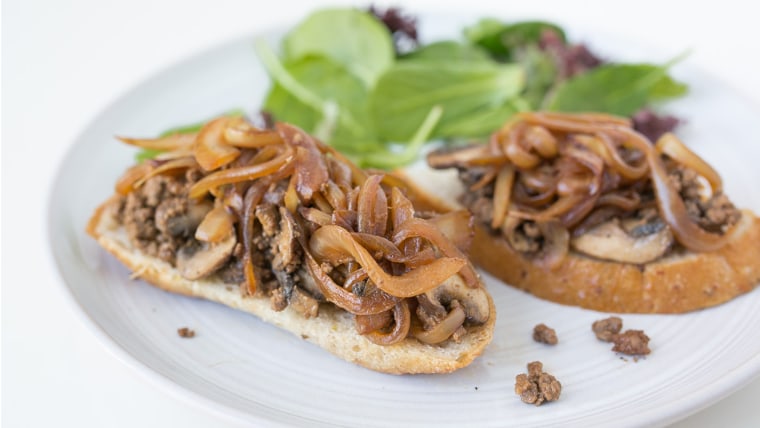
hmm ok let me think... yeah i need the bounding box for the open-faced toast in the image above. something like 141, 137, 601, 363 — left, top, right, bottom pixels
88, 119, 495, 374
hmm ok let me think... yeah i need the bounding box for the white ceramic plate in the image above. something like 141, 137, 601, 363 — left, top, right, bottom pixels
49, 14, 760, 427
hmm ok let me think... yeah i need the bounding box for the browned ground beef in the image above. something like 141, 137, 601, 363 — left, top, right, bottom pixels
515, 361, 562, 406
668, 165, 741, 234
612, 330, 651, 355
592, 316, 623, 342
533, 324, 558, 345
116, 170, 321, 317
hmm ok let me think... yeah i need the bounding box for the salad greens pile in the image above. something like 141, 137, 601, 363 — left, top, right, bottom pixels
256, 8, 687, 168
257, 9, 530, 168
143, 8, 688, 168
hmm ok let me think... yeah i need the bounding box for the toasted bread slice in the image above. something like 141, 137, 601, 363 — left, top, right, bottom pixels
88, 194, 496, 375
399, 169, 760, 314
468, 210, 760, 313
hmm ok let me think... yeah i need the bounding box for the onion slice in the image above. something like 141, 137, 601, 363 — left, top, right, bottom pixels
655, 133, 722, 193
647, 149, 733, 251
133, 157, 198, 189
115, 162, 154, 195
224, 118, 283, 148
195, 205, 235, 243
393, 218, 480, 288
365, 300, 411, 345
303, 251, 398, 315
309, 225, 466, 298
188, 144, 294, 199
117, 133, 196, 151
194, 117, 240, 171
357, 175, 388, 237
491, 164, 515, 229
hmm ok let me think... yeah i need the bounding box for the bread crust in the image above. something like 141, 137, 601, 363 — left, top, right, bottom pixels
397, 171, 760, 313
88, 196, 496, 374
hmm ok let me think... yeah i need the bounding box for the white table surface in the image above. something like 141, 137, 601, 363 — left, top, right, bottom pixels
4, 0, 760, 426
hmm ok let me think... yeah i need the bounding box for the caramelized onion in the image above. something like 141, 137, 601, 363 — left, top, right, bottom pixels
510, 193, 585, 223
428, 210, 474, 253
323, 180, 347, 211
357, 175, 388, 237
299, 207, 331, 227
188, 144, 294, 199
390, 187, 415, 231
504, 129, 541, 169
117, 133, 196, 151
323, 145, 367, 186
392, 218, 480, 288
398, 247, 437, 268
513, 183, 555, 207
331, 209, 357, 231
655, 133, 722, 192
647, 148, 732, 251
134, 157, 198, 188
303, 251, 398, 315
596, 191, 641, 211
224, 118, 283, 148
115, 162, 154, 195
519, 168, 555, 193
194, 117, 240, 171
524, 125, 558, 158
195, 204, 235, 243
412, 306, 465, 345
365, 300, 411, 345
278, 123, 329, 201
427, 144, 505, 169
310, 225, 466, 298
491, 164, 515, 229
355, 310, 392, 335
469, 166, 499, 191
343, 268, 369, 290
241, 180, 270, 295
351, 232, 405, 262
518, 111, 631, 129
597, 133, 648, 180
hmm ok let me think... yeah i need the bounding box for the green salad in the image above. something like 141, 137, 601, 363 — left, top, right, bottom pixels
142, 7, 688, 168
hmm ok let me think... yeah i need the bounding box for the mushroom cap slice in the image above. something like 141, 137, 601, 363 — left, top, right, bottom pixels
425, 274, 490, 324
571, 219, 673, 264
177, 233, 237, 280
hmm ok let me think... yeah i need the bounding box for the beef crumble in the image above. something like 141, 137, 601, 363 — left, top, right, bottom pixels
515, 361, 562, 406
118, 169, 206, 265
592, 316, 623, 342
177, 327, 195, 338
533, 324, 558, 345
115, 171, 322, 319
612, 330, 651, 356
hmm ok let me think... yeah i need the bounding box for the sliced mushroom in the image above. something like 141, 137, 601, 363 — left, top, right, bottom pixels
271, 206, 299, 271
571, 218, 673, 264
176, 233, 237, 280
425, 274, 490, 324
297, 267, 325, 301
413, 305, 466, 345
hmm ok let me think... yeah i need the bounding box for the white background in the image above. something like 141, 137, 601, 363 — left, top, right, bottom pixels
4, 0, 760, 426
